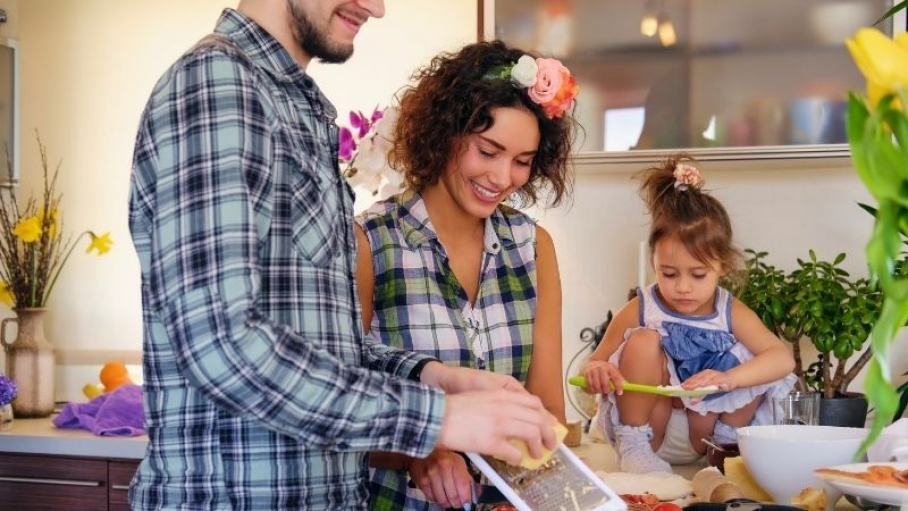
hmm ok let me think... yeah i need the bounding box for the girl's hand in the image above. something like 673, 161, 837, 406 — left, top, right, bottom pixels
682, 369, 734, 403
408, 448, 476, 508
580, 360, 626, 395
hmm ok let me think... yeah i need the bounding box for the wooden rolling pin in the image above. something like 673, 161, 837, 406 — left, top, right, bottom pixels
692, 467, 746, 503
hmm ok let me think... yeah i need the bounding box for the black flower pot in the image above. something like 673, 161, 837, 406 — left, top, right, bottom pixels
819, 392, 868, 428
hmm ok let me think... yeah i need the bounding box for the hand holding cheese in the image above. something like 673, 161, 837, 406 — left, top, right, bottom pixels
505, 421, 568, 469
437, 390, 559, 467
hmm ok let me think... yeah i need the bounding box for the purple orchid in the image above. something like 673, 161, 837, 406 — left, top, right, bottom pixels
338, 127, 357, 162
349, 111, 371, 139
370, 106, 385, 125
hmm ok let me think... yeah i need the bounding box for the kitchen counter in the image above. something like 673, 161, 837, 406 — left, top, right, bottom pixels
0, 417, 147, 459
0, 417, 704, 478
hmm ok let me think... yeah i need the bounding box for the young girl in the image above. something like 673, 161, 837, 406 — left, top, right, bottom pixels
581, 155, 796, 474
355, 41, 578, 509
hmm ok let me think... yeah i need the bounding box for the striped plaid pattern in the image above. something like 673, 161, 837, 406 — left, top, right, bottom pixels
356, 191, 538, 511
127, 10, 444, 510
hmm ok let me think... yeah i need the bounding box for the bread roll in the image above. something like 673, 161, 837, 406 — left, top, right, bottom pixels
692, 467, 745, 503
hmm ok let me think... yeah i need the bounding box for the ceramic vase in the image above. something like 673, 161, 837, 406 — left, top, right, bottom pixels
1, 308, 55, 418
0, 402, 12, 430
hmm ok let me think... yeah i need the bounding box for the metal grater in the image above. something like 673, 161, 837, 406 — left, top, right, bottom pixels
467, 445, 627, 511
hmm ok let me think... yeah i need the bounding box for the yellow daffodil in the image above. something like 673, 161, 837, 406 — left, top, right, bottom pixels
0, 282, 13, 308
14, 216, 42, 243
846, 28, 908, 108
86, 231, 113, 255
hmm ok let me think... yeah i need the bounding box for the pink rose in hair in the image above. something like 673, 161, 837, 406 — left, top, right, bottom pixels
528, 58, 566, 105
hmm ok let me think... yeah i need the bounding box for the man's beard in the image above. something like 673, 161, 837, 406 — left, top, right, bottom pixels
287, 0, 353, 64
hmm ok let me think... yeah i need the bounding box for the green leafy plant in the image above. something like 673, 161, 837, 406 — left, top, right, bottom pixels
845, 16, 908, 450
727, 249, 883, 399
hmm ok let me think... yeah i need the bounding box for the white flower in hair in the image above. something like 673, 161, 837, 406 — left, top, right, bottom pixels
510, 55, 538, 88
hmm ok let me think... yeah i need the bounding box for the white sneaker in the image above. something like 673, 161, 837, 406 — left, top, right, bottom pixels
614, 424, 672, 474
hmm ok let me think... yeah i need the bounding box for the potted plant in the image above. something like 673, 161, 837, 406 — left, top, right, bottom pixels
727, 249, 884, 426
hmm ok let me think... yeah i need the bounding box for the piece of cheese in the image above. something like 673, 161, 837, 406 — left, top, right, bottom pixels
723, 456, 773, 502
508, 422, 568, 469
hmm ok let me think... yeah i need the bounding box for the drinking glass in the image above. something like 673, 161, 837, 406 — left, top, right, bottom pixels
773, 391, 820, 425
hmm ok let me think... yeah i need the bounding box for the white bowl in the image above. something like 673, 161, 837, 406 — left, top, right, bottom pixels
737, 425, 867, 504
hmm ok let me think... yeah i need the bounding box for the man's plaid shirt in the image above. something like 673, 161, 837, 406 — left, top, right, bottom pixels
127, 9, 444, 510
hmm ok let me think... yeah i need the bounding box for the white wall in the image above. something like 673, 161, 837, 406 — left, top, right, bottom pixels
9, 1, 907, 412
15, 0, 476, 402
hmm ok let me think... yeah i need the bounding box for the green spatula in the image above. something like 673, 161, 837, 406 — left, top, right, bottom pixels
568, 376, 721, 398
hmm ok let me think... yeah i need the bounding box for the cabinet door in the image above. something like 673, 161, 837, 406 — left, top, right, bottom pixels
0, 453, 107, 511
108, 459, 140, 511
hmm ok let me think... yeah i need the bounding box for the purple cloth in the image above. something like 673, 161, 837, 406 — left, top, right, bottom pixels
53, 383, 145, 436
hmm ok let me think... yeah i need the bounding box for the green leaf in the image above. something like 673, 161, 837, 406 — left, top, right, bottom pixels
874, 0, 908, 26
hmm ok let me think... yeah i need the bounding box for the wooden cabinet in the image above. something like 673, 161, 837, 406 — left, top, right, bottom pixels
0, 452, 139, 511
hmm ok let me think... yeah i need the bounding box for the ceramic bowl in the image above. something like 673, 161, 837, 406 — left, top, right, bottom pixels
737, 425, 867, 504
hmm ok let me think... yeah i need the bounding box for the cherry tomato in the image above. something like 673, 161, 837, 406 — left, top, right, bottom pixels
653, 502, 684, 511
492, 505, 518, 511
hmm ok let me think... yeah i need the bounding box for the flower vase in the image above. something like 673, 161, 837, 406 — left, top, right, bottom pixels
1, 308, 55, 418
0, 403, 11, 430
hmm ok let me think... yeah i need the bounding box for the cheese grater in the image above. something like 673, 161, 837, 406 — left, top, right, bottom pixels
466, 445, 627, 511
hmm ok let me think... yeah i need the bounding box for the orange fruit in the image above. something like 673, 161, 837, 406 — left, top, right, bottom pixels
99, 361, 131, 391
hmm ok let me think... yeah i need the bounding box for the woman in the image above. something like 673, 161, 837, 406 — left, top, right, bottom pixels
355, 40, 579, 510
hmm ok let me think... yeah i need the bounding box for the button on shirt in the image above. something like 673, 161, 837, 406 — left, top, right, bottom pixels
127, 9, 444, 510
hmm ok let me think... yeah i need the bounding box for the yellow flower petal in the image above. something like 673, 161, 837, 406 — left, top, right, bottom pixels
0, 282, 13, 308
14, 216, 42, 243
848, 28, 908, 106
86, 232, 113, 255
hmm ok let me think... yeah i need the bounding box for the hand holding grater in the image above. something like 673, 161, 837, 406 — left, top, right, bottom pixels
466, 444, 628, 511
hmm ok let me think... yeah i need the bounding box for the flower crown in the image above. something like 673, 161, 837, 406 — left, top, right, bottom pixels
485, 55, 579, 119
673, 163, 702, 191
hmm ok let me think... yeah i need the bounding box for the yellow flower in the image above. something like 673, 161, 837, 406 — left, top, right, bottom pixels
14, 216, 42, 242
846, 28, 908, 107
0, 282, 13, 308
86, 231, 113, 255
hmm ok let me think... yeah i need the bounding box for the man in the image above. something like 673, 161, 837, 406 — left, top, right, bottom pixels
128, 1, 556, 509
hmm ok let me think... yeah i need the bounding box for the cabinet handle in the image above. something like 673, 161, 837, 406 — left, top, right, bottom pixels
111, 484, 131, 491
0, 475, 102, 487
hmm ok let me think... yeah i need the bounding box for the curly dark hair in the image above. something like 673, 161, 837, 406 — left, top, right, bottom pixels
389, 40, 577, 207
639, 154, 742, 273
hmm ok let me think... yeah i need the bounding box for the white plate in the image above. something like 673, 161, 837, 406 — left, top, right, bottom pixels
814, 461, 908, 507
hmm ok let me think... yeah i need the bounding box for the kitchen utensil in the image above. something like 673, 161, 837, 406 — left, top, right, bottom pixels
567, 376, 721, 398
466, 445, 626, 511
702, 437, 727, 452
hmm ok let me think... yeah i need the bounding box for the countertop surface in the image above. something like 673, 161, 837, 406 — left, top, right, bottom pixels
0, 416, 705, 479
0, 416, 147, 459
